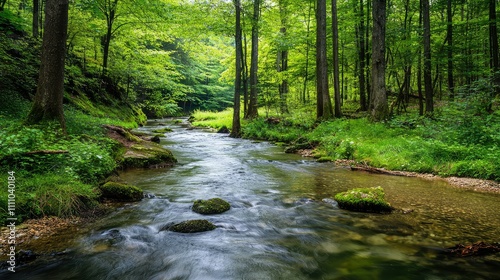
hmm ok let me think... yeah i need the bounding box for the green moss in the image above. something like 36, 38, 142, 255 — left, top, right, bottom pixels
122, 144, 176, 168
168, 219, 216, 233
152, 128, 173, 133
192, 198, 231, 214
334, 187, 393, 213
99, 182, 143, 202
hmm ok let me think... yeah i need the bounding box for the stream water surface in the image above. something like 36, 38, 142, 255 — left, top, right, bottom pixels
4, 119, 499, 279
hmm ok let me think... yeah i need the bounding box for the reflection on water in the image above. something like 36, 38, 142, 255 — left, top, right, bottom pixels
3, 119, 499, 279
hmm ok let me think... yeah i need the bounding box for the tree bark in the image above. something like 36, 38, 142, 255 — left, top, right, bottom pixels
358, 0, 367, 111
231, 0, 242, 138
247, 0, 261, 119
278, 0, 289, 114
26, 0, 69, 132
446, 0, 454, 99
490, 0, 500, 95
316, 0, 333, 119
422, 0, 433, 113
32, 0, 39, 38
332, 0, 342, 118
370, 0, 388, 121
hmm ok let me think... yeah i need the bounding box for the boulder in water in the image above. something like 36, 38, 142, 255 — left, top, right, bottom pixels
99, 182, 143, 202
164, 219, 216, 233
334, 186, 393, 213
192, 198, 230, 214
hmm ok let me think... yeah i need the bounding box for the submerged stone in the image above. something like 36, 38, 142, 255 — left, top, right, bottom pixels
334, 186, 393, 213
166, 219, 216, 233
100, 182, 143, 202
192, 198, 231, 214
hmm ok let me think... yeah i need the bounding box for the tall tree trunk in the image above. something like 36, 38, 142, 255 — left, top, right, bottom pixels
231, 0, 242, 138
278, 0, 289, 114
242, 34, 249, 117
32, 0, 39, 38
99, 0, 119, 75
446, 0, 454, 99
247, 0, 260, 119
365, 0, 372, 109
316, 0, 333, 119
370, 0, 388, 121
26, 0, 69, 132
302, 1, 313, 104
490, 0, 500, 95
422, 0, 433, 113
358, 0, 367, 111
332, 0, 342, 117
0, 0, 7, 11
418, 1, 424, 115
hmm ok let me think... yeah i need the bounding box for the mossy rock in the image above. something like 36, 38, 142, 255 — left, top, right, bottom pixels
167, 219, 216, 233
334, 187, 393, 213
192, 198, 231, 214
122, 143, 177, 168
152, 127, 173, 133
100, 182, 143, 202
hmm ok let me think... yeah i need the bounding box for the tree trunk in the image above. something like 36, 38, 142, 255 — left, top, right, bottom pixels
370, 0, 388, 121
358, 0, 367, 111
26, 0, 69, 132
247, 0, 260, 119
422, 0, 433, 113
99, 0, 119, 75
242, 34, 249, 117
332, 0, 342, 117
490, 0, 500, 95
418, 1, 424, 116
231, 0, 242, 138
446, 0, 454, 99
32, 0, 39, 38
316, 0, 333, 119
278, 0, 289, 114
302, 1, 313, 104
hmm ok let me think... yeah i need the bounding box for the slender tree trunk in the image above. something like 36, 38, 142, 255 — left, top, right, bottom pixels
32, 0, 39, 38
231, 0, 242, 138
302, 1, 313, 104
358, 0, 367, 111
418, 0, 424, 115
446, 0, 454, 99
332, 0, 342, 117
278, 0, 289, 114
365, 0, 372, 109
490, 0, 500, 95
247, 0, 260, 119
242, 34, 249, 117
0, 0, 7, 11
370, 0, 388, 121
316, 0, 333, 119
422, 0, 433, 113
26, 0, 69, 132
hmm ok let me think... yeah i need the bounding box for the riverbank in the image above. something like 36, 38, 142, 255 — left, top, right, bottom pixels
190, 108, 500, 193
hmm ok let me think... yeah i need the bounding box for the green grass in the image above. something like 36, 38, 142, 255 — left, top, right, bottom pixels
0, 172, 99, 224
190, 108, 234, 129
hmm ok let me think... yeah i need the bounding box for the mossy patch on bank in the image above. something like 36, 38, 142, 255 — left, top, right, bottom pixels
334, 187, 393, 213
192, 198, 231, 214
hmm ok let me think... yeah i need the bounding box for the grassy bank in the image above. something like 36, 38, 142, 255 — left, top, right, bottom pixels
0, 98, 144, 224
190, 102, 500, 182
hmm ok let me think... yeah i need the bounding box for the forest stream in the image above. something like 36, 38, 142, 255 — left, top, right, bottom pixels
2, 119, 499, 279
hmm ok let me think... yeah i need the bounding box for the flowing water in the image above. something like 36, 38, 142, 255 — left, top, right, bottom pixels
4, 119, 499, 279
